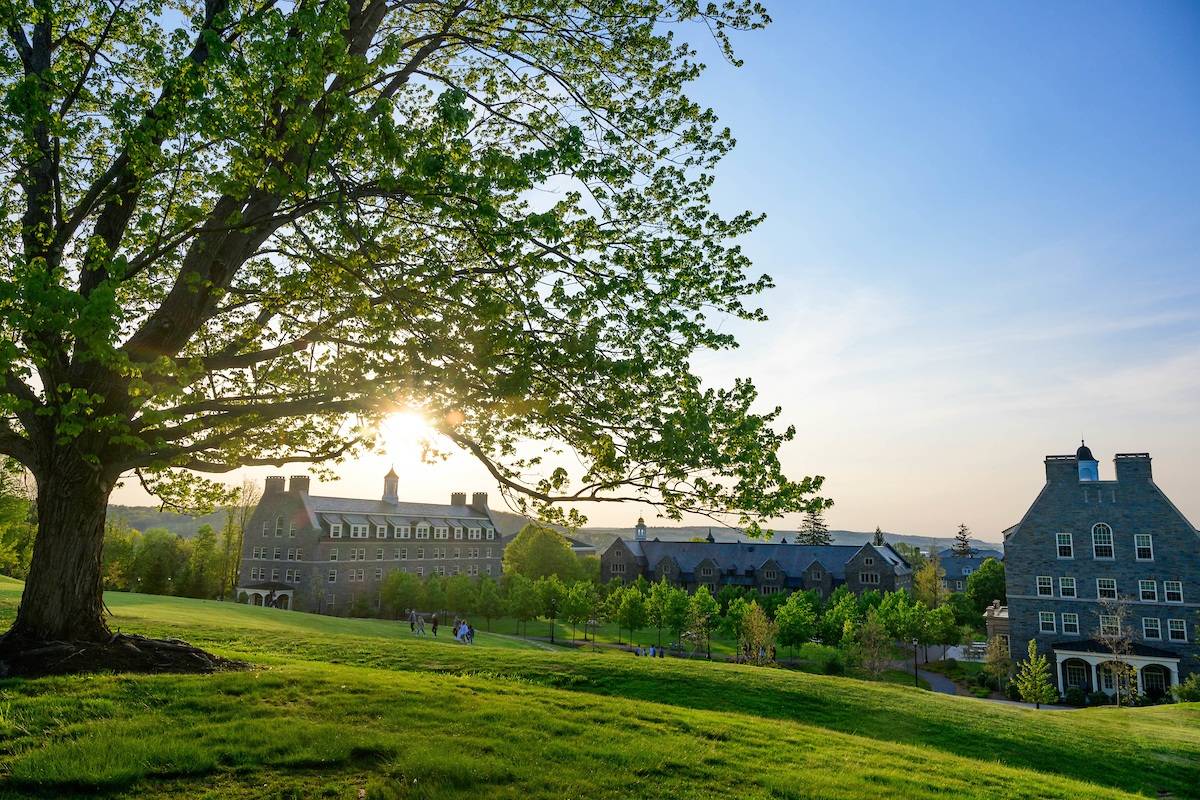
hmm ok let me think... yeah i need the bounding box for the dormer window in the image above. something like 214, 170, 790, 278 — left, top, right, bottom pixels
468, 527, 482, 540
350, 524, 368, 539
416, 525, 430, 539
376, 525, 387, 539
1092, 524, 1114, 559
396, 525, 411, 539
454, 526, 463, 540
330, 523, 343, 538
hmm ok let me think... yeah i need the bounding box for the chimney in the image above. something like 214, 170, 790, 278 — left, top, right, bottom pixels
264, 476, 286, 495
450, 492, 467, 506
289, 476, 310, 494
1114, 453, 1152, 483
470, 492, 488, 511
1043, 455, 1077, 484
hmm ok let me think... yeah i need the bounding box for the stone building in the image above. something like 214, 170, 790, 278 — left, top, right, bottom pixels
235, 471, 503, 614
937, 547, 1004, 592
600, 526, 911, 599
1003, 443, 1199, 698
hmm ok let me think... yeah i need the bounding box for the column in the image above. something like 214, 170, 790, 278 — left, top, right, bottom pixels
1091, 659, 1100, 693
1054, 653, 1064, 695
1135, 664, 1144, 697
1168, 662, 1179, 690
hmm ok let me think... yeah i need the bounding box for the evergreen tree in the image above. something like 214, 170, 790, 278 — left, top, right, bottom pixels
952, 524, 977, 557
872, 526, 885, 546
1014, 639, 1058, 709
796, 508, 832, 546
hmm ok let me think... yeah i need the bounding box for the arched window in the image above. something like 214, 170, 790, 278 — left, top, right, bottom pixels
1092, 523, 1114, 559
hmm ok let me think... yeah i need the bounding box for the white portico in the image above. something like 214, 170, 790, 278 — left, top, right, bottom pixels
235, 581, 295, 610
1052, 639, 1180, 699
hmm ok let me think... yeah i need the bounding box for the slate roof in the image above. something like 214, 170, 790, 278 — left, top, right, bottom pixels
1051, 639, 1181, 660
937, 548, 1004, 578
619, 540, 906, 582
301, 494, 493, 529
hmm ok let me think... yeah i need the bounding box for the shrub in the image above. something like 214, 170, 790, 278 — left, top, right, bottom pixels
971, 686, 991, 699
237, 591, 249, 604
797, 643, 844, 675
1063, 687, 1087, 707
1004, 681, 1021, 701
1086, 691, 1111, 707
1172, 674, 1200, 703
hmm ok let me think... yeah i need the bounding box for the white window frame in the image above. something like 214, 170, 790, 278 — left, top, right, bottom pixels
350, 524, 369, 539
1062, 612, 1079, 634
271, 568, 279, 580
275, 517, 283, 537
486, 528, 495, 540
416, 525, 430, 539
262, 521, 270, 537
1134, 534, 1153, 561
1168, 619, 1187, 642
454, 526, 464, 540
611, 562, 626, 574
764, 569, 778, 580
1096, 578, 1117, 600
417, 548, 425, 559
273, 547, 281, 560
1139, 580, 1157, 602
376, 548, 384, 560
700, 566, 713, 577
1092, 523, 1114, 559
1039, 612, 1056, 633
397, 525, 411, 539
468, 527, 482, 540
375, 568, 383, 580
434, 526, 449, 540
1142, 617, 1161, 640
1036, 576, 1053, 597
1056, 532, 1073, 559
330, 523, 343, 538
1059, 576, 1076, 598
329, 549, 338, 562
376, 525, 388, 539
1164, 581, 1183, 603
289, 522, 296, 538
1099, 614, 1119, 638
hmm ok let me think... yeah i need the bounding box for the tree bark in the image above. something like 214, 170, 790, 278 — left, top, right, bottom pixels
4, 460, 112, 643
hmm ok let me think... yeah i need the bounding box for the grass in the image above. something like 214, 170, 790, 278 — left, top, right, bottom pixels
0, 576, 1197, 799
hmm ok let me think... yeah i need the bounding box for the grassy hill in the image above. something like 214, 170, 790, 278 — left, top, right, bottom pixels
0, 577, 1195, 799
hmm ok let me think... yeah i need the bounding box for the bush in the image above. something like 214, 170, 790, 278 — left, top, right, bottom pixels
1172, 673, 1200, 703
237, 591, 249, 604
971, 686, 991, 699
1086, 691, 1111, 707
1004, 681, 1021, 701
1063, 687, 1087, 707
797, 643, 844, 675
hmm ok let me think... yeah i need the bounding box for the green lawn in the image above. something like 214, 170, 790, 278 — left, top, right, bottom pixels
0, 577, 1196, 799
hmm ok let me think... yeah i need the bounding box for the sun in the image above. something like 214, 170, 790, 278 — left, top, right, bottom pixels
377, 410, 435, 460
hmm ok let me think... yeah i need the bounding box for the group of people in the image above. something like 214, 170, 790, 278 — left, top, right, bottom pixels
632, 644, 666, 658
406, 609, 474, 644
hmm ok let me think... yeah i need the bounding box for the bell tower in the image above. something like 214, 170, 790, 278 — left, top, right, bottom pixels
1076, 440, 1099, 481
382, 467, 399, 503
634, 517, 647, 541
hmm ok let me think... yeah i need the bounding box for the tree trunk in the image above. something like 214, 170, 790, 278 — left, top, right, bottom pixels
5, 462, 112, 644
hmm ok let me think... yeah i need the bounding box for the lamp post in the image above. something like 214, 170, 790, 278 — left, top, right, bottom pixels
912, 638, 920, 687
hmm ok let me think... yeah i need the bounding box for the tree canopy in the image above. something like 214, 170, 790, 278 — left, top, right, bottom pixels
501, 523, 579, 581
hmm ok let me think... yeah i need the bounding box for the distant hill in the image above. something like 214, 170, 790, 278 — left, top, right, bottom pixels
106, 504, 1002, 555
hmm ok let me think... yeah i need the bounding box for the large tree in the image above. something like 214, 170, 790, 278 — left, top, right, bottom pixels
0, 0, 828, 658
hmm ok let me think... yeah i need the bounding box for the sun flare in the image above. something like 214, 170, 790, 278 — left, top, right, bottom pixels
377, 411, 435, 460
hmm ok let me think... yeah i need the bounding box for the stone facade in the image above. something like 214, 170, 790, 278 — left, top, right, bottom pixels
236, 473, 504, 615
601, 527, 911, 599
1004, 445, 1199, 697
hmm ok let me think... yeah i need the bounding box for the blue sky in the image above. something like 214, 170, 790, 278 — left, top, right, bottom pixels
112, 3, 1200, 540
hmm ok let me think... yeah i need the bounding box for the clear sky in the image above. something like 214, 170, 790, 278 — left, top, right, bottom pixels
112, 2, 1200, 541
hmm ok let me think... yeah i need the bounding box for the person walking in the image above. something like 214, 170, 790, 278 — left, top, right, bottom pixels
408, 608, 417, 632
431, 614, 439, 637
416, 615, 426, 636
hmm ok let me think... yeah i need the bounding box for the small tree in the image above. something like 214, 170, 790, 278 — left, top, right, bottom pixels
722, 596, 754, 643
505, 575, 540, 638
796, 508, 832, 546
562, 580, 598, 643
851, 608, 891, 678
952, 524, 977, 557
984, 635, 1012, 693
739, 601, 777, 666
380, 571, 424, 618
474, 577, 503, 631
1096, 595, 1137, 707
647, 578, 672, 647
1014, 639, 1058, 709
446, 576, 477, 617
922, 604, 958, 662
218, 479, 260, 601
913, 552, 947, 610
687, 586, 719, 659
662, 585, 691, 648
872, 527, 885, 546
775, 590, 818, 656
536, 575, 567, 643
617, 588, 648, 646
424, 576, 447, 619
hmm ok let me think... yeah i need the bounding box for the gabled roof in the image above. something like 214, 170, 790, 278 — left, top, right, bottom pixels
608, 539, 873, 581
303, 494, 493, 531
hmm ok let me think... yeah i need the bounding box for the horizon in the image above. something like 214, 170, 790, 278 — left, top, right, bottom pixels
111, 1, 1200, 539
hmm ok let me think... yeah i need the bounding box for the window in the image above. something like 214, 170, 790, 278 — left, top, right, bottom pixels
401, 548, 408, 559
1134, 534, 1153, 561
1066, 663, 1087, 688
270, 568, 279, 580
454, 526, 463, 540
485, 548, 493, 558
1165, 581, 1183, 603
393, 548, 401, 560
1097, 578, 1117, 600
284, 569, 295, 582
1092, 523, 1114, 559
453, 565, 461, 576
434, 526, 449, 540
760, 585, 783, 595
611, 563, 626, 574
1056, 532, 1073, 559
329, 549, 338, 562
289, 522, 296, 538
286, 549, 295, 561
1039, 612, 1056, 633
453, 548, 460, 559
859, 572, 880, 585
330, 523, 343, 538
376, 548, 384, 560
1062, 613, 1079, 634
397, 525, 411, 539
355, 569, 365, 581
1142, 618, 1161, 639
1059, 577, 1076, 598
275, 517, 283, 537
954, 580, 963, 590
700, 566, 713, 577
1036, 576, 1053, 597
468, 527, 482, 540
416, 566, 424, 577
375, 568, 383, 580
376, 525, 387, 539
486, 565, 493, 575
486, 528, 495, 540
262, 521, 270, 537
273, 548, 281, 560
296, 549, 303, 560
416, 525, 430, 539
417, 548, 425, 559
864, 557, 874, 566
434, 566, 445, 576
1139, 580, 1157, 602
1168, 619, 1187, 642
350, 524, 368, 539
1099, 614, 1119, 638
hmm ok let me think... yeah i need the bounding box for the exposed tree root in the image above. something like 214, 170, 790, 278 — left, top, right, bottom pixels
0, 632, 247, 678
